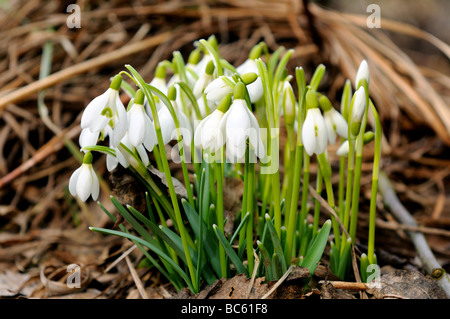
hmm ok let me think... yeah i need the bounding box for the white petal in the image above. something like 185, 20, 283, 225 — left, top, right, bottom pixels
136, 144, 149, 166
80, 90, 109, 130
128, 106, 146, 147
247, 77, 263, 103
337, 140, 349, 157
355, 60, 370, 88
106, 154, 118, 172
79, 129, 99, 149
324, 113, 337, 145
91, 169, 100, 201
158, 107, 176, 145
77, 164, 93, 202
245, 107, 265, 158
332, 110, 348, 139
302, 111, 316, 156
68, 167, 81, 196
314, 111, 328, 154
194, 116, 208, 147
143, 116, 157, 152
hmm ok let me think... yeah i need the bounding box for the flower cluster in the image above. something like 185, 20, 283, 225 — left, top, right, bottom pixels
69, 35, 368, 203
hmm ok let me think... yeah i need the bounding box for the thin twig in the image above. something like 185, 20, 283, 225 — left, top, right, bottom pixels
125, 255, 149, 299
379, 171, 450, 298
261, 265, 293, 299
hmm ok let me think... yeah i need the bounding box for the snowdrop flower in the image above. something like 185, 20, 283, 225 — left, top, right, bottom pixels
279, 79, 296, 126
107, 132, 150, 172
350, 86, 366, 137
302, 91, 328, 156
336, 131, 375, 157
79, 128, 100, 150
193, 60, 215, 98
319, 95, 348, 145
155, 86, 193, 146
194, 93, 231, 153
204, 75, 235, 105
127, 89, 156, 152
355, 59, 370, 89
80, 75, 127, 148
235, 43, 264, 103
69, 152, 99, 202
219, 82, 265, 162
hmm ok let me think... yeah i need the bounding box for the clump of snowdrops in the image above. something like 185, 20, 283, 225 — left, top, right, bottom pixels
69, 35, 382, 293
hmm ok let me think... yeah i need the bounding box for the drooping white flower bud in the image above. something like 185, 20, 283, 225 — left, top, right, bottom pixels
69, 152, 99, 202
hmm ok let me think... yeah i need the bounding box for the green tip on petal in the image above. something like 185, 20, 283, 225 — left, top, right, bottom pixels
134, 89, 145, 105
233, 81, 246, 100
205, 60, 215, 75
155, 63, 166, 79
319, 95, 333, 112
241, 72, 258, 85
217, 93, 232, 113
82, 151, 93, 164
109, 74, 122, 91
306, 90, 319, 110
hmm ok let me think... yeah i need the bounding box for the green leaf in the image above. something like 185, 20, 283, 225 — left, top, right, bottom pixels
257, 240, 273, 281
90, 227, 194, 292
213, 224, 248, 276
264, 214, 287, 273
182, 199, 221, 277
301, 219, 331, 277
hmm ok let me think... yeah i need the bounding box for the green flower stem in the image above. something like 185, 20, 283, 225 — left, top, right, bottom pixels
199, 39, 223, 76
246, 160, 256, 275
338, 156, 346, 221
284, 69, 307, 264
317, 152, 341, 251
367, 99, 382, 264
349, 80, 370, 244
282, 123, 296, 216
255, 58, 281, 236
214, 152, 227, 278
125, 65, 198, 293
298, 152, 310, 241
313, 167, 323, 237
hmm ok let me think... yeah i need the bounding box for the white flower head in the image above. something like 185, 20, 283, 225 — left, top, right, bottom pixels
80, 75, 126, 148
350, 86, 367, 136
194, 94, 232, 154
302, 91, 328, 156
355, 59, 370, 89
319, 95, 348, 145
127, 89, 157, 152
69, 152, 99, 202
236, 59, 263, 103
218, 83, 265, 162
204, 75, 235, 105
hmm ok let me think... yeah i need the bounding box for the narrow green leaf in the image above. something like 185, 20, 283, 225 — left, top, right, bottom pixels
90, 227, 194, 292
182, 199, 221, 277
213, 224, 248, 276
301, 219, 331, 277
264, 214, 287, 273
